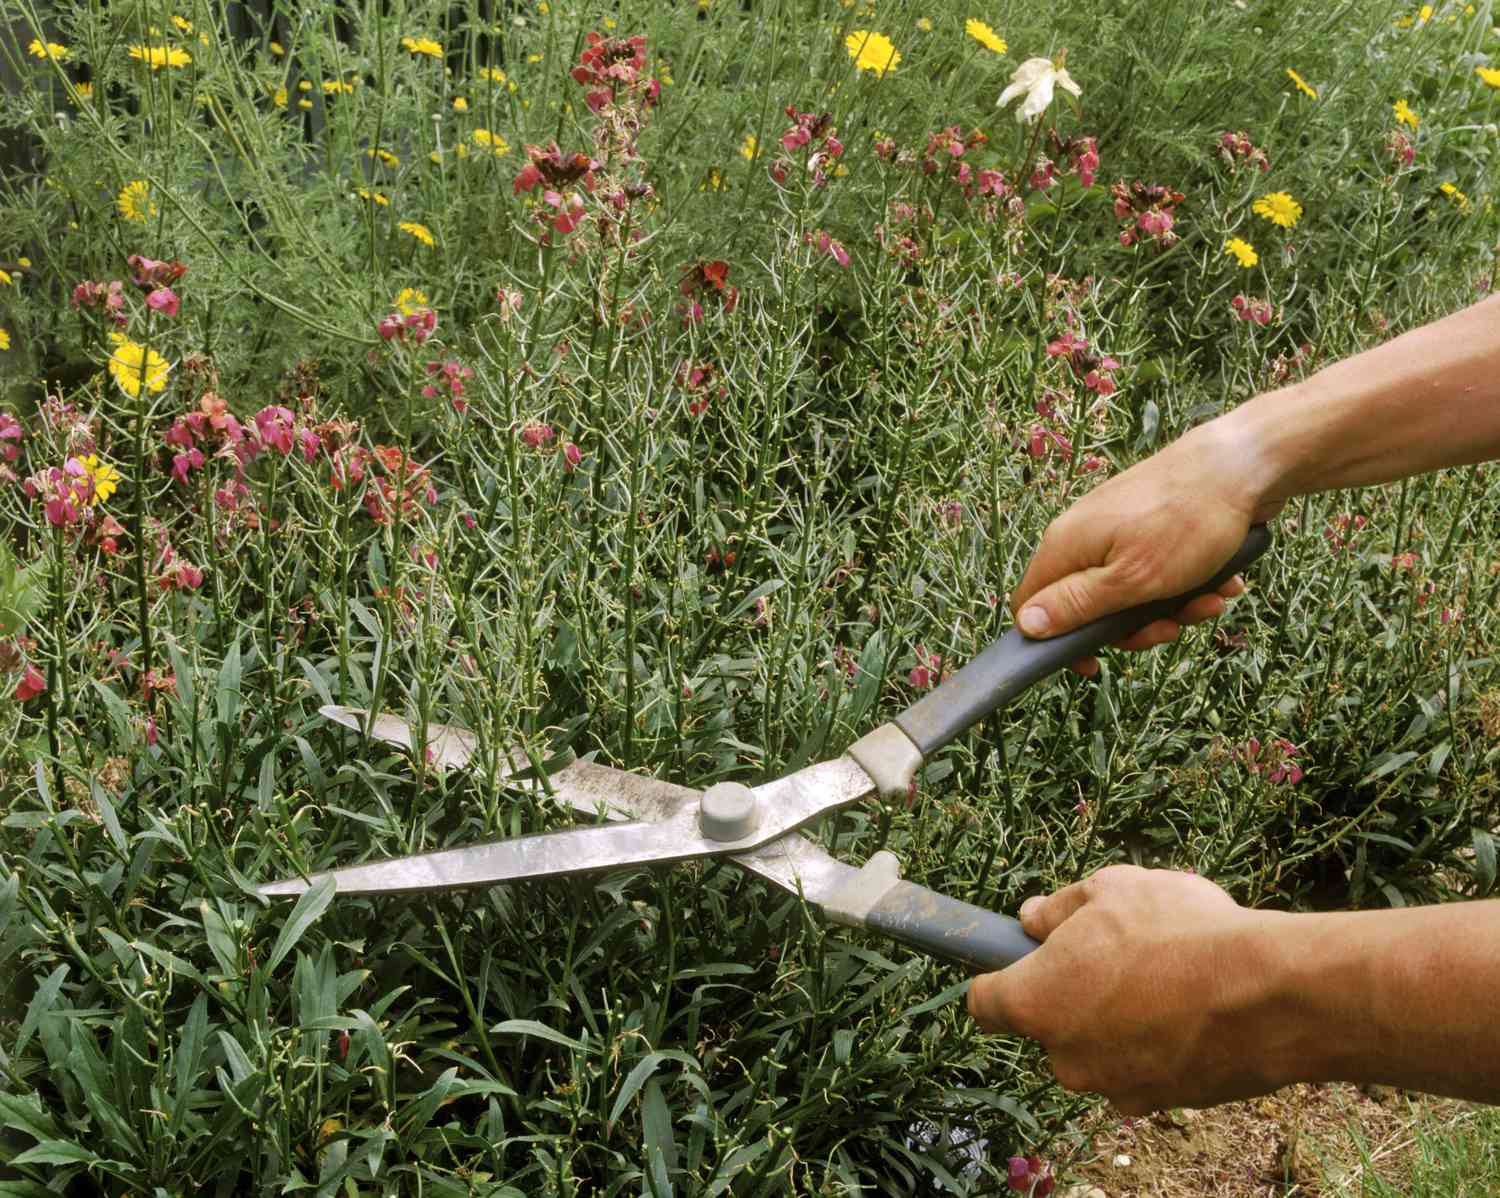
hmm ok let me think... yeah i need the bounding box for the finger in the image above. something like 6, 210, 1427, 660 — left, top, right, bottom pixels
1010, 514, 1109, 618
1113, 618, 1181, 652
1067, 656, 1100, 677
1017, 879, 1094, 941
967, 961, 1041, 1036
1016, 562, 1151, 640
1218, 573, 1246, 599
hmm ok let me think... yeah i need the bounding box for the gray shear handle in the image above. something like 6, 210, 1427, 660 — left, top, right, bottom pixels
865, 881, 1039, 971
894, 524, 1272, 758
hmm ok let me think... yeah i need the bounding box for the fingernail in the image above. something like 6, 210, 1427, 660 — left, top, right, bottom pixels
1018, 606, 1051, 637
1019, 896, 1042, 921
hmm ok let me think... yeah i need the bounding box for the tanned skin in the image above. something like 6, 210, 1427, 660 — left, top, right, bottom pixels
967, 293, 1500, 1113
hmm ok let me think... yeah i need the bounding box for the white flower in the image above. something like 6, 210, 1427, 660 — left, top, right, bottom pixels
997, 55, 1081, 123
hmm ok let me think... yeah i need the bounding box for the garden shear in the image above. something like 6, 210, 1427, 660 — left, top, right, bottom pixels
260, 529, 1270, 972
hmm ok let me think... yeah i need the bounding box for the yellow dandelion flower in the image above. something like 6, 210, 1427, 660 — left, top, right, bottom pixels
1392, 98, 1420, 128
399, 221, 435, 247
1252, 191, 1302, 229
916, 17, 933, 31
128, 44, 192, 70
740, 133, 758, 160
1439, 182, 1469, 209
966, 19, 1007, 55
117, 180, 157, 223
527, 53, 543, 64
603, 16, 615, 29
272, 86, 287, 107
1286, 68, 1318, 99
1419, 3, 1433, 19
0, 270, 10, 286
17, 258, 28, 268
395, 287, 429, 314
845, 30, 900, 77
472, 128, 510, 155
367, 147, 400, 168
1476, 65, 1500, 89
0, 328, 10, 351
75, 81, 93, 101
453, 95, 469, 111
27, 38, 70, 61
270, 40, 285, 56
80, 455, 121, 505
402, 35, 443, 58
171, 15, 192, 33
107, 332, 171, 397
356, 188, 390, 205
1223, 238, 1259, 268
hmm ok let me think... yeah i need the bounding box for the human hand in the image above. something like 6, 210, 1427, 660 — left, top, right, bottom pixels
967, 865, 1294, 1114
1011, 423, 1281, 674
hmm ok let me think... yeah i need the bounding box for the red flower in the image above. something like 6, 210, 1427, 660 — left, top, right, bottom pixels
563, 442, 582, 470
126, 254, 188, 288
520, 422, 555, 448
0, 411, 21, 464
15, 664, 46, 702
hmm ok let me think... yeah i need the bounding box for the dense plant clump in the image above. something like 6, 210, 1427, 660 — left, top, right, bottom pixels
1, 0, 1497, 1191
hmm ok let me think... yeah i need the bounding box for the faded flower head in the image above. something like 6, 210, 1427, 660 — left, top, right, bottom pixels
997, 53, 1080, 123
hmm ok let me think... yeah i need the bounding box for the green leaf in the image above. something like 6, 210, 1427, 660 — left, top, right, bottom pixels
488, 1018, 586, 1053
1473, 831, 1496, 896
607, 1050, 698, 1127
0, 1091, 61, 1143
14, 965, 67, 1057
170, 994, 209, 1138
11, 1140, 103, 1167
264, 875, 336, 974
641, 1077, 677, 1193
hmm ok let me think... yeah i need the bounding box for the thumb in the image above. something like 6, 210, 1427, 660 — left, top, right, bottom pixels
1015, 561, 1143, 640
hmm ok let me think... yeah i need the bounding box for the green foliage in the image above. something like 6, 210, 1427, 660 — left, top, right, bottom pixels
0, 0, 1497, 1192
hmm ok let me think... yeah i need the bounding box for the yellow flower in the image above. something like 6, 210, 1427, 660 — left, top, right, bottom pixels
27, 38, 70, 61
1477, 65, 1500, 89
270, 40, 285, 56
1286, 68, 1317, 99
367, 147, 400, 168
740, 133, 758, 160
117, 180, 157, 223
1439, 182, 1469, 209
395, 287, 429, 314
1392, 98, 1420, 128
323, 78, 355, 95
80, 455, 121, 505
966, 19, 1007, 55
272, 86, 287, 108
107, 333, 171, 397
472, 128, 510, 155
402, 35, 443, 58
452, 95, 469, 111
356, 188, 389, 205
0, 328, 9, 351
171, 15, 193, 33
399, 221, 435, 247
1253, 191, 1302, 228
0, 270, 10, 286
1223, 238, 1259, 268
128, 44, 192, 70
75, 81, 93, 100
916, 17, 933, 31
299, 98, 313, 110
527, 53, 543, 64
1419, 3, 1433, 19
845, 30, 901, 77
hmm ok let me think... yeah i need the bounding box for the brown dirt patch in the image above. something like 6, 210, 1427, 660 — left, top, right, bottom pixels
1056, 1084, 1471, 1197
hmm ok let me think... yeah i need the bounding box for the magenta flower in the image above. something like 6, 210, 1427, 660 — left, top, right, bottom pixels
252, 406, 296, 456
126, 254, 188, 288
1006, 1154, 1055, 1196
907, 644, 942, 689
520, 421, 555, 448
145, 286, 180, 316
171, 446, 204, 484
0, 411, 22, 464
563, 442, 582, 470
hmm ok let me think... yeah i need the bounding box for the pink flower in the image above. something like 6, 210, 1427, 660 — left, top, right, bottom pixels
252, 406, 296, 456
171, 446, 204, 484
815, 231, 850, 268
145, 716, 158, 746
1006, 1155, 1055, 1196
0, 412, 21, 464
520, 421, 555, 448
496, 288, 523, 319
563, 442, 582, 470
145, 286, 180, 317
126, 255, 188, 288
907, 644, 942, 689
15, 664, 46, 702
1045, 331, 1087, 357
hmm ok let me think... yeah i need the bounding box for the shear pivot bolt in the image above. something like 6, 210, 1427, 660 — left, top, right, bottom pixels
699, 782, 759, 842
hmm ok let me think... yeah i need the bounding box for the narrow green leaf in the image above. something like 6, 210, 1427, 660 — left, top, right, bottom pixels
1473, 831, 1496, 896
264, 875, 336, 974
489, 1018, 586, 1053
170, 994, 209, 1138
14, 965, 67, 1057
641, 1077, 677, 1193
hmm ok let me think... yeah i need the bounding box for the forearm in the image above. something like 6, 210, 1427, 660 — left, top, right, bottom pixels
1209, 292, 1500, 508
1256, 899, 1500, 1101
